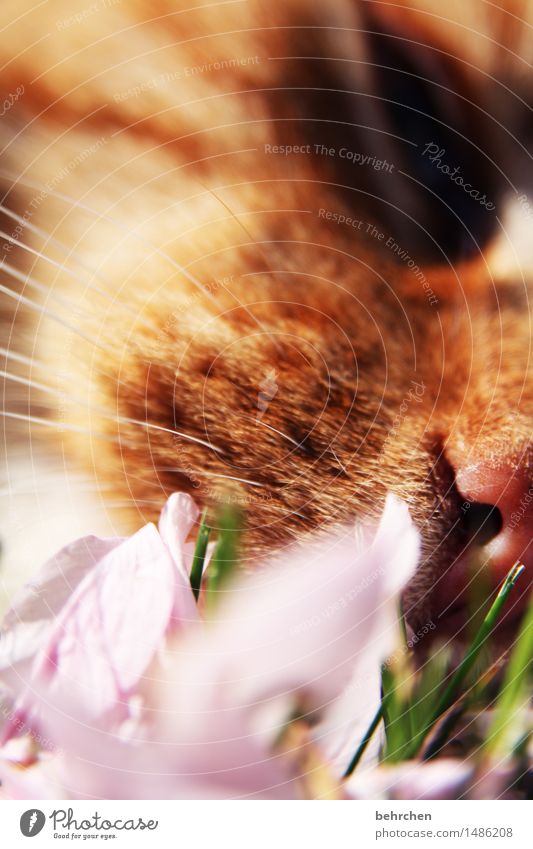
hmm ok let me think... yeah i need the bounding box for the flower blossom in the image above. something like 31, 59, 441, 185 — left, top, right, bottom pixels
0, 493, 420, 799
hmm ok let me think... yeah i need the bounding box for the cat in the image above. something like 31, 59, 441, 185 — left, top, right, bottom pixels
1, 0, 532, 638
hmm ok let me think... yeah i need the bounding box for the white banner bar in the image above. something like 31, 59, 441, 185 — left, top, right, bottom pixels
0, 800, 531, 848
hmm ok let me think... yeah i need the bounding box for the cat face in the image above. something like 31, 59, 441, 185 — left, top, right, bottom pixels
1, 0, 532, 634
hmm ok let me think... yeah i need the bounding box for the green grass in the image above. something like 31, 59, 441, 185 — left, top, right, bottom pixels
203, 503, 243, 613
189, 507, 211, 601
192, 510, 531, 791
345, 562, 531, 779
482, 588, 533, 760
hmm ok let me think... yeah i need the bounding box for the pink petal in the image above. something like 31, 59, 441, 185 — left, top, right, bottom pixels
346, 758, 473, 800
158, 492, 199, 577
30, 688, 297, 799
0, 757, 61, 799
156, 495, 419, 784
316, 495, 421, 774
178, 496, 418, 715
0, 536, 123, 686
314, 654, 383, 775
375, 495, 421, 596
34, 523, 198, 719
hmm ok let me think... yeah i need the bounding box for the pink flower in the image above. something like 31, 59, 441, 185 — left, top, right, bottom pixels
0, 493, 420, 798
345, 758, 474, 800
0, 737, 62, 800
0, 493, 200, 728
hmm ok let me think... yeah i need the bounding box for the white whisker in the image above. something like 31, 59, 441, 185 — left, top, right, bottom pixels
1, 259, 97, 319
0, 346, 51, 373
241, 414, 300, 447
0, 227, 152, 328
329, 445, 349, 475
0, 410, 121, 442
0, 227, 106, 290
0, 368, 87, 399
115, 415, 220, 453
0, 481, 115, 497
0, 370, 220, 458
0, 342, 138, 399
0, 281, 116, 353
0, 203, 154, 329
152, 466, 264, 487
203, 471, 264, 487
0, 181, 218, 316
0, 174, 227, 314
194, 180, 284, 351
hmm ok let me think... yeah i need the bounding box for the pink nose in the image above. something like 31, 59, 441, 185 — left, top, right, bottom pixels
455, 462, 533, 585
436, 455, 533, 630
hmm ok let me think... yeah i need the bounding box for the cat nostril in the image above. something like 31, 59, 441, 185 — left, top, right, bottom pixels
427, 451, 533, 633
462, 502, 503, 547
452, 456, 533, 588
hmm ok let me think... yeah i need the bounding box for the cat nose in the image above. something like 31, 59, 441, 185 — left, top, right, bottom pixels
429, 447, 533, 633
454, 459, 533, 586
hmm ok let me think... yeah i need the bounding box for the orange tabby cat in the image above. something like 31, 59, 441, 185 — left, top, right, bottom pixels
1, 0, 532, 637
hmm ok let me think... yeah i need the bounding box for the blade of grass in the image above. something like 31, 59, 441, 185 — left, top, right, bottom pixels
409, 644, 451, 731
381, 648, 417, 763
342, 611, 409, 778
407, 561, 525, 758
423, 655, 503, 760
189, 507, 210, 601
343, 704, 383, 778
205, 503, 242, 613
381, 664, 405, 762
483, 591, 533, 759
397, 607, 417, 748
422, 701, 469, 761
466, 547, 493, 644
